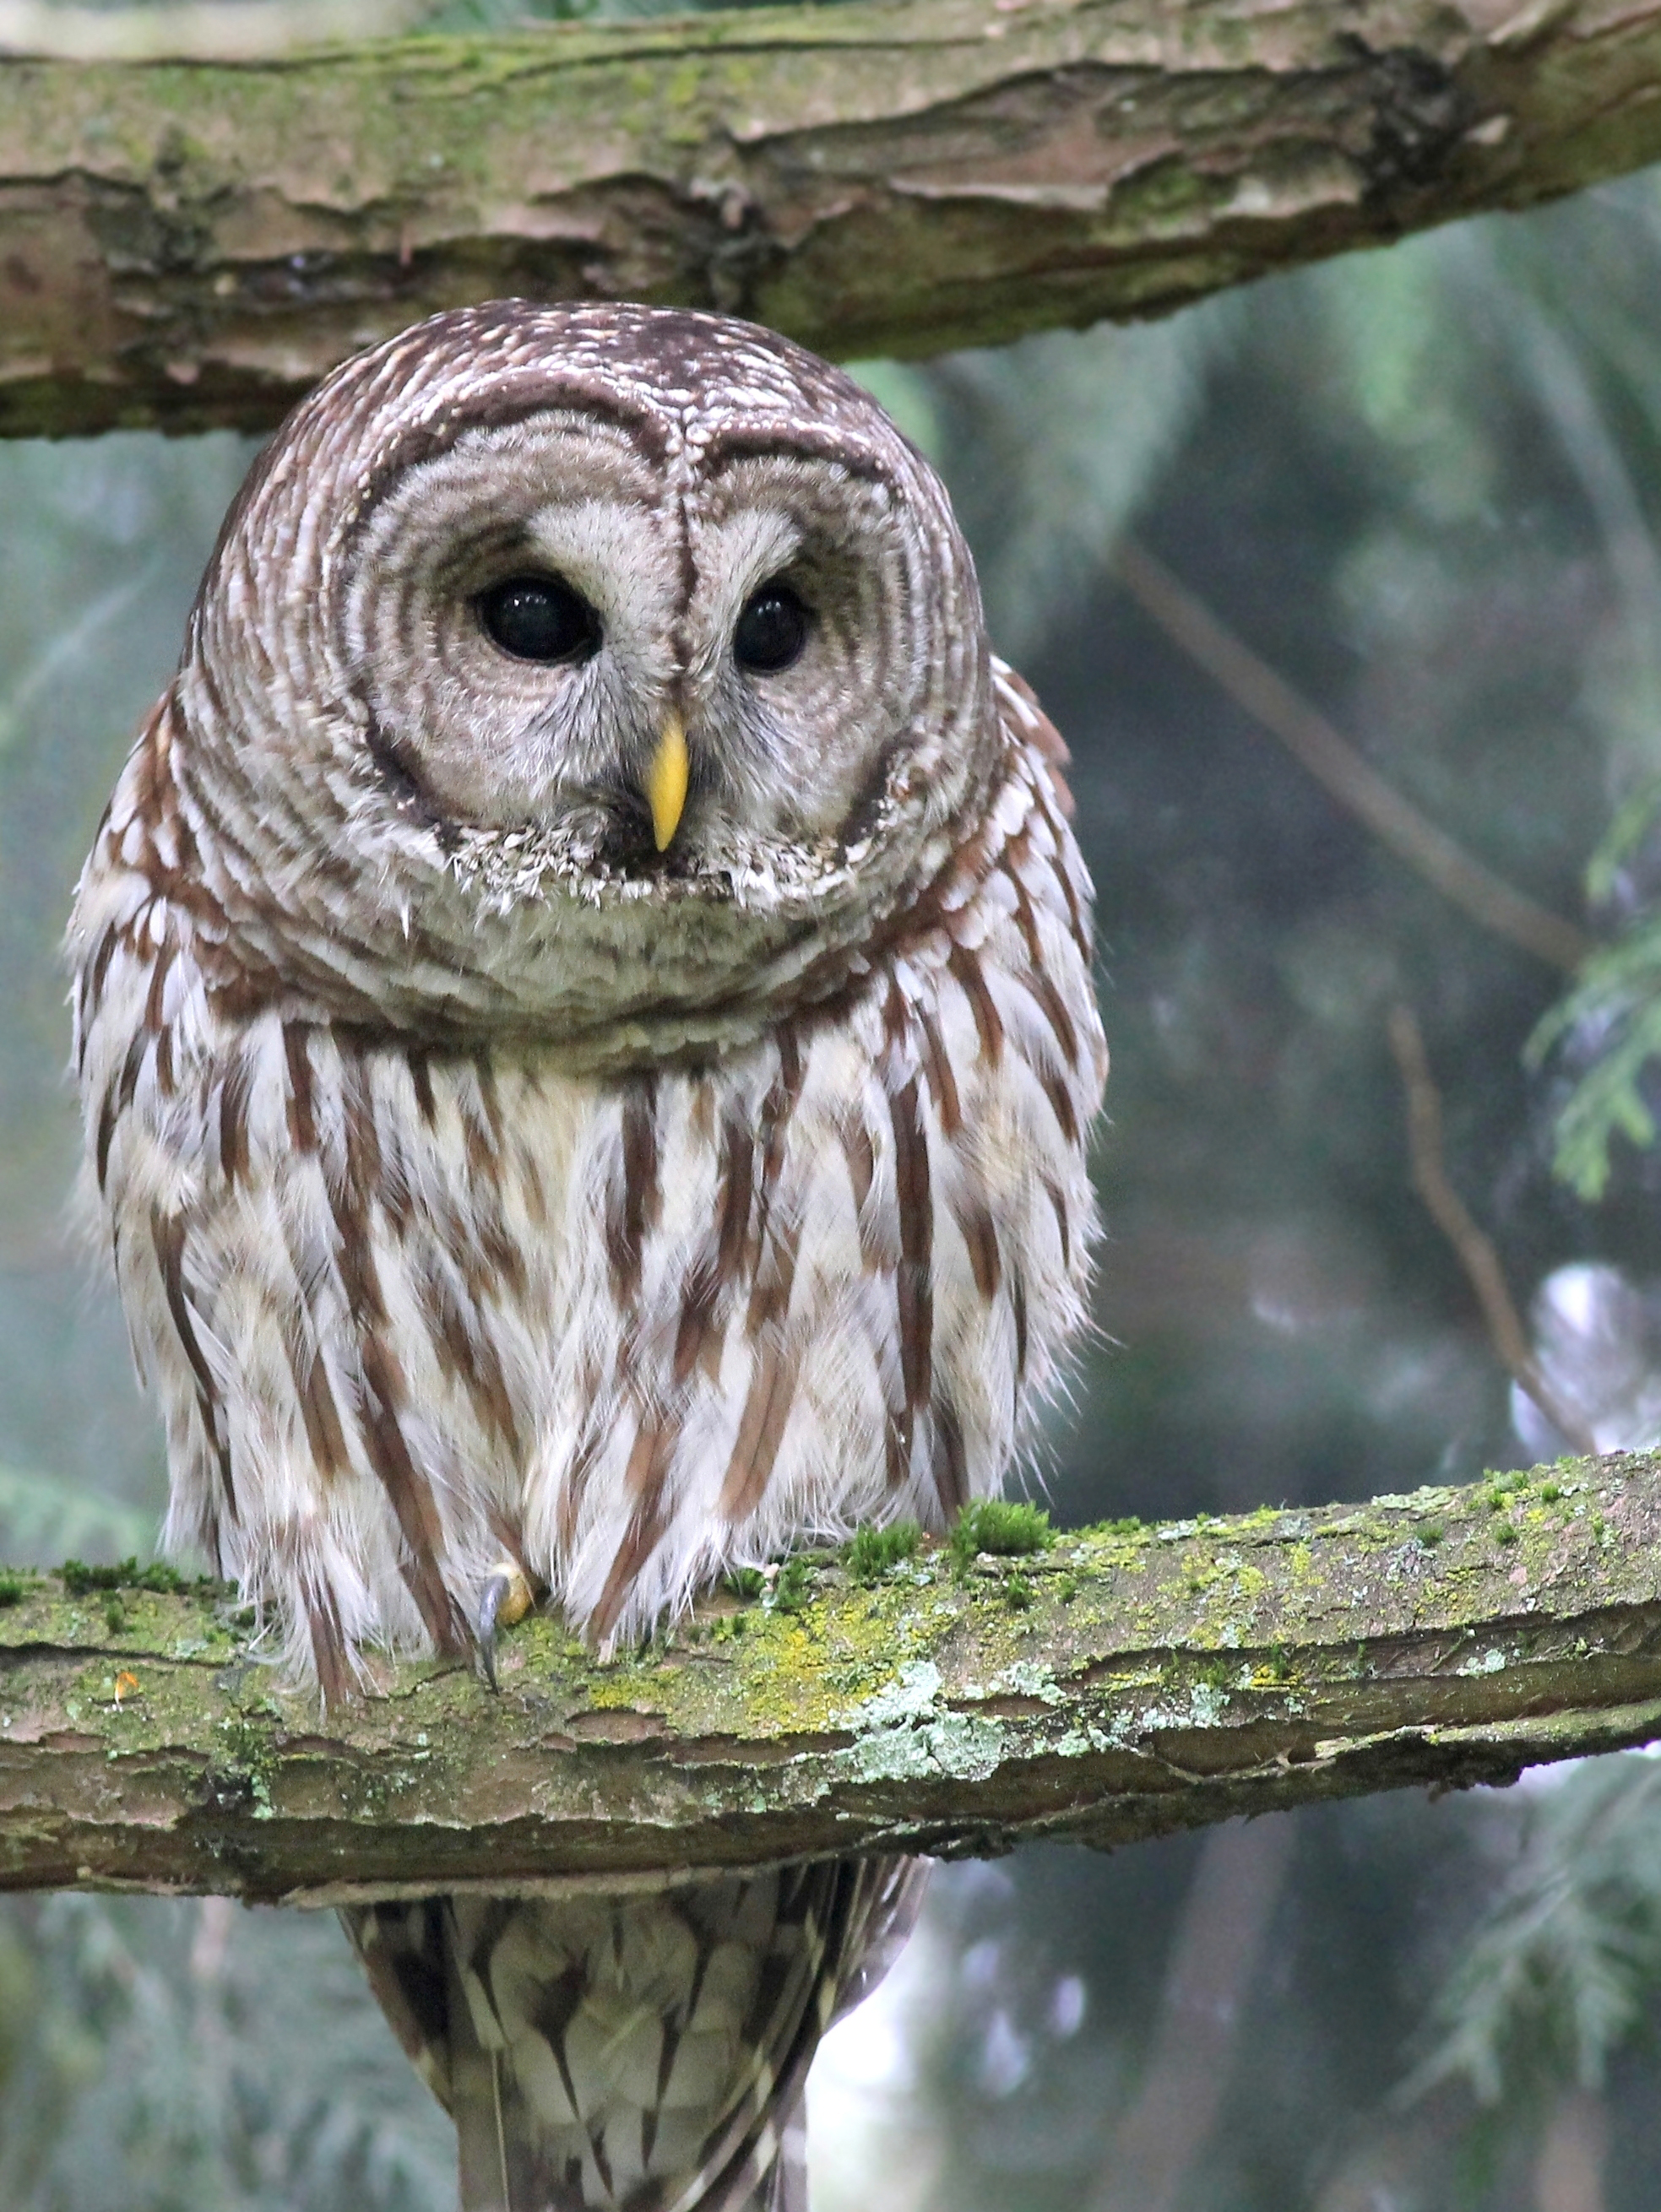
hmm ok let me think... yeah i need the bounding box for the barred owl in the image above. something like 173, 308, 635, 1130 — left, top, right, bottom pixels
68, 303, 1106, 2211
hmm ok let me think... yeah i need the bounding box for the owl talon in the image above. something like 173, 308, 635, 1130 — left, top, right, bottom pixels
475, 1561, 535, 1692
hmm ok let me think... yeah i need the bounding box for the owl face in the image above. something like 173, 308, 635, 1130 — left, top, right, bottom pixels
345, 412, 928, 877
176, 305, 999, 1049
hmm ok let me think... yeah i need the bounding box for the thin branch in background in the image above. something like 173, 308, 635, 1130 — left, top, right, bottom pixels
1111, 539, 1595, 976
1534, 2089, 1609, 2212
190, 1894, 235, 1985
1309, 2088, 1468, 2212
1387, 1004, 1599, 1458
1087, 1816, 1296, 2212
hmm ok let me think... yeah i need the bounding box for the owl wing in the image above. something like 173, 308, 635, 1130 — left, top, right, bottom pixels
69, 699, 561, 1694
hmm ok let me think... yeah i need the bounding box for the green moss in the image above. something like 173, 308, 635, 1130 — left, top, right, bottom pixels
845, 1522, 921, 1584
723, 1567, 767, 1603
59, 1558, 200, 1599
770, 1558, 812, 1615
214, 1709, 280, 1820
949, 1500, 1055, 1573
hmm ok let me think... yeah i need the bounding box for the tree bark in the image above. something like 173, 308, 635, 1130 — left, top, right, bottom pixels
5, 0, 1661, 436
3, 1451, 1661, 1906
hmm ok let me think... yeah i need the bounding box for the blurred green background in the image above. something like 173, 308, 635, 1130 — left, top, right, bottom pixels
8, 26, 1661, 2205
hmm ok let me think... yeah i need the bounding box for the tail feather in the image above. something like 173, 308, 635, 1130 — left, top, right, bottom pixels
342, 1855, 927, 2212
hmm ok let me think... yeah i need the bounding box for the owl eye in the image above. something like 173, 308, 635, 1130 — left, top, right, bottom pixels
733, 582, 810, 675
477, 575, 600, 664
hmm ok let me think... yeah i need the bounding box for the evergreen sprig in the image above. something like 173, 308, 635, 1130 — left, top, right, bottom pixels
1410, 1755, 1661, 2103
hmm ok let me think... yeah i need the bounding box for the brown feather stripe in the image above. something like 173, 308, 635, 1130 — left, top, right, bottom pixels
358, 1331, 469, 1654
150, 1206, 236, 1520
606, 1079, 660, 1302
593, 1477, 675, 1641
283, 1022, 318, 1152
889, 1071, 933, 1451
947, 943, 1004, 1068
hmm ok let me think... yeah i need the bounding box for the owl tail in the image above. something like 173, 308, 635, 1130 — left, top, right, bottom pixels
342, 1855, 927, 2212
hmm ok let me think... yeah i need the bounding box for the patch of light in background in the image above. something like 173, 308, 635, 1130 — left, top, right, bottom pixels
806, 1899, 949, 2212
1512, 1261, 1661, 1460
1512, 1261, 1661, 1797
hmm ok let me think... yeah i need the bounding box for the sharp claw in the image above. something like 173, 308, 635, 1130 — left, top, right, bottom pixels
475, 1561, 534, 1694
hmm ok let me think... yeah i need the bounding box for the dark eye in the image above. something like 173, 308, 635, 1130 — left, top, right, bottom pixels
734, 582, 810, 675
477, 574, 600, 664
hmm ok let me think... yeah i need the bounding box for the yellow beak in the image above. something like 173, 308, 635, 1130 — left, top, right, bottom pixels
644, 714, 690, 852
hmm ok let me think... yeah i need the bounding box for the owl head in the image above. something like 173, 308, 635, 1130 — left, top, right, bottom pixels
174, 302, 997, 1060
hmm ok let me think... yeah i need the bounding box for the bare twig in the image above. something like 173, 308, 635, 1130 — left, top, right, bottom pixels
1111, 540, 1594, 976
1387, 1004, 1598, 1456
1534, 2090, 1609, 2212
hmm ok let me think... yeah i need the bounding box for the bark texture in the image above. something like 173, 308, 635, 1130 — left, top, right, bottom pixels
5, 0, 1661, 434
3, 1452, 1660, 1906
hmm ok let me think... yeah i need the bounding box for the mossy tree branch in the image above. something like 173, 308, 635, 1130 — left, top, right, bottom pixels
7, 0, 1661, 435
3, 1453, 1661, 1906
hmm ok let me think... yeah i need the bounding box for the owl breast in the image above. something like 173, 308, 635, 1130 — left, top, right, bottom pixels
71, 664, 1103, 1689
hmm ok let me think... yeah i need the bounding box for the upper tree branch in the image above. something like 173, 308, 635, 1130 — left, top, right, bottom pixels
6, 0, 1661, 435
4, 1451, 1661, 1906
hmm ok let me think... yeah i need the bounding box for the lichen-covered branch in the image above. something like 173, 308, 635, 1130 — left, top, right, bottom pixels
3, 1454, 1661, 1906
6, 0, 1661, 436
